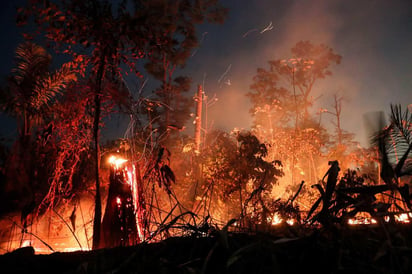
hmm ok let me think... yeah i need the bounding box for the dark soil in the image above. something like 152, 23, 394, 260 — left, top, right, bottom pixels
2, 224, 412, 274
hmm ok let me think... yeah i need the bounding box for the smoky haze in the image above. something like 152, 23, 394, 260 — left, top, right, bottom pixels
0, 0, 410, 146
184, 0, 412, 147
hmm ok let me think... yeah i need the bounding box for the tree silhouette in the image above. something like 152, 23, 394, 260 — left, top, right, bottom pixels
248, 41, 341, 129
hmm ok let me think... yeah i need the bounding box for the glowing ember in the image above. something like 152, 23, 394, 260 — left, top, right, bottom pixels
286, 219, 295, 226
348, 217, 377, 225
271, 213, 283, 225
348, 212, 412, 225
269, 213, 295, 226
395, 213, 411, 223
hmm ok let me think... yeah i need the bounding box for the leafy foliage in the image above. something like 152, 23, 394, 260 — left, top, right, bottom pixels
144, 146, 176, 194
183, 130, 284, 226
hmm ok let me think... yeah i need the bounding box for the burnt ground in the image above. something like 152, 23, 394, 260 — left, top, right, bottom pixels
1, 224, 412, 274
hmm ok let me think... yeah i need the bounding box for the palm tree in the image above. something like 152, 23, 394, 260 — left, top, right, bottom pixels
373, 104, 412, 209
0, 42, 78, 214
2, 42, 77, 140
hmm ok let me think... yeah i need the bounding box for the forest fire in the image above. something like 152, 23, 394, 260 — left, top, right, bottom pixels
0, 1, 410, 273
1, 115, 410, 255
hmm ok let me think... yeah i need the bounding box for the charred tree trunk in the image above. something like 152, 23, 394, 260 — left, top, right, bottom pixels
239, 182, 243, 227
102, 165, 138, 248
332, 94, 343, 145
318, 160, 340, 226
92, 55, 106, 250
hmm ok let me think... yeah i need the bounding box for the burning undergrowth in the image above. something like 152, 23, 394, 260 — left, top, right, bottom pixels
0, 121, 411, 273
0, 128, 410, 256
2, 218, 412, 273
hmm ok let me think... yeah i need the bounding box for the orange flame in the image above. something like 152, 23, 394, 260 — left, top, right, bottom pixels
108, 155, 128, 169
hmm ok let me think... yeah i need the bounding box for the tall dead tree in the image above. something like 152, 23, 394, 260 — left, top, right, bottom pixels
194, 85, 203, 154
328, 94, 344, 145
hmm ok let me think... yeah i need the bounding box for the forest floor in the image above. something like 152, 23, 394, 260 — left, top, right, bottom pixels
1, 223, 412, 274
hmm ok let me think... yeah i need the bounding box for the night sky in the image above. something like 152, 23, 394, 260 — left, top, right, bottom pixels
1, 0, 411, 147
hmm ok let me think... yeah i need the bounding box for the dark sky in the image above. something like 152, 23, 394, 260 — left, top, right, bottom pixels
0, 0, 27, 143
1, 0, 411, 146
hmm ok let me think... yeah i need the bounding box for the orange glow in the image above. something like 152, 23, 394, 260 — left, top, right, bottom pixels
269, 213, 295, 226
0, 197, 94, 254
21, 240, 31, 247
348, 217, 377, 225
126, 165, 145, 241
347, 212, 377, 225
347, 212, 412, 225
108, 155, 128, 169
271, 213, 282, 225
395, 213, 412, 223
286, 218, 295, 226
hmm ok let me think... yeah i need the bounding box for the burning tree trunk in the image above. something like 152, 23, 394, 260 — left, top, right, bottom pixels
101, 156, 141, 248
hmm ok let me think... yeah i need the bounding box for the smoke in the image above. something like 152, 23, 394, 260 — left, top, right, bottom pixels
273, 0, 342, 53
185, 0, 412, 147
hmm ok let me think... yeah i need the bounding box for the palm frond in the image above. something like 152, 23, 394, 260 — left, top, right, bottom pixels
388, 106, 411, 157
386, 104, 412, 176
390, 104, 412, 145
31, 62, 78, 109
371, 105, 412, 181
12, 42, 51, 85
